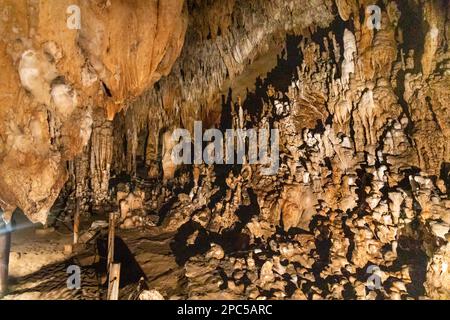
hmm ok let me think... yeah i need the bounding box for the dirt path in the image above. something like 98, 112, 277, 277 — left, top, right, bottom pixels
2, 216, 185, 300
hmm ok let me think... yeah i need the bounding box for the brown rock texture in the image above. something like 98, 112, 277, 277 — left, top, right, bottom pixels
133, 0, 335, 174
0, 0, 187, 223
1, 0, 450, 301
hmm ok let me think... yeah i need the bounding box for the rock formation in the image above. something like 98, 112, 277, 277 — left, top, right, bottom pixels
1, 0, 450, 301
0, 0, 187, 223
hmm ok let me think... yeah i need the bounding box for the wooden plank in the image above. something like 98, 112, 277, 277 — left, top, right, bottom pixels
107, 212, 116, 272
107, 262, 121, 300
0, 228, 11, 297
73, 197, 81, 244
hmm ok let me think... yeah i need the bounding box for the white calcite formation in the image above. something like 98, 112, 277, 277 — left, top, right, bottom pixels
165, 0, 450, 301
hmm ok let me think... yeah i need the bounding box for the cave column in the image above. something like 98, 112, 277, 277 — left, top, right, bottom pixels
126, 125, 138, 177
126, 114, 138, 178
145, 121, 161, 179
90, 115, 114, 206
0, 215, 11, 297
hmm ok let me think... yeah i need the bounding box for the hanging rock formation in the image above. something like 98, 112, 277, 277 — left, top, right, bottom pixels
0, 0, 187, 223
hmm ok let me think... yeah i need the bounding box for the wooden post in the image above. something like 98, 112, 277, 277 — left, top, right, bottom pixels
107, 212, 116, 273
106, 213, 119, 300
0, 226, 11, 297
107, 262, 121, 300
73, 197, 80, 244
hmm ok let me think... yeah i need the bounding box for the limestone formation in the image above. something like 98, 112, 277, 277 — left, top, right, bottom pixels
0, 0, 188, 223
1, 0, 449, 301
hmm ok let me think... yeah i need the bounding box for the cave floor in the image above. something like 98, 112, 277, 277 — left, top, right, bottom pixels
2, 215, 185, 300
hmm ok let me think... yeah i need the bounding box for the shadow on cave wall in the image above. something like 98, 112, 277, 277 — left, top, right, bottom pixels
170, 20, 348, 267
170, 188, 260, 266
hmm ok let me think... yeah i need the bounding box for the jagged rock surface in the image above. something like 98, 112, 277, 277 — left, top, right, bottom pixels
1, 0, 449, 300
0, 0, 187, 223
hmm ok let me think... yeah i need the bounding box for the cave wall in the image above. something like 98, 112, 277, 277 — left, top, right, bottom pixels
120, 0, 450, 183
0, 0, 187, 223
0, 0, 336, 223
153, 0, 450, 299
126, 0, 336, 177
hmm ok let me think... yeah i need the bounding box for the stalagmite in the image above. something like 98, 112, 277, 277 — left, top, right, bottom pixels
90, 117, 113, 206
18, 50, 58, 106
356, 82, 376, 146
162, 130, 178, 182
341, 29, 357, 88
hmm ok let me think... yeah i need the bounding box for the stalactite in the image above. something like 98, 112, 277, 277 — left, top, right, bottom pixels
168, 1, 450, 300
111, 112, 127, 175
74, 147, 91, 213
0, 0, 188, 222
90, 113, 113, 206
131, 0, 335, 164
145, 108, 169, 179
126, 114, 138, 178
